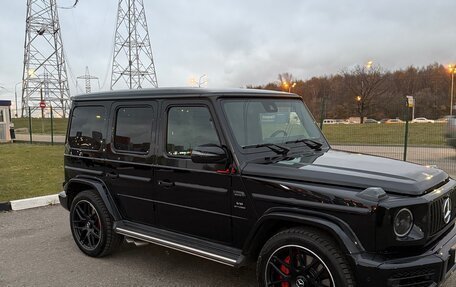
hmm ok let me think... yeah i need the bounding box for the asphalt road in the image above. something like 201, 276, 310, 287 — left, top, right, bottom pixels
1, 206, 455, 287
15, 133, 65, 143
0, 206, 256, 287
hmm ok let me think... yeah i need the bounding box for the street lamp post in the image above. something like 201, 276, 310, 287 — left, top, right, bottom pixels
356, 96, 363, 123
289, 82, 296, 92
449, 65, 456, 116
189, 74, 207, 87
14, 82, 22, 118
282, 81, 296, 92
198, 74, 207, 87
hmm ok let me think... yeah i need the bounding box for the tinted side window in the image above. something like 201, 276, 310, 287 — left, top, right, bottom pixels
167, 106, 220, 156
114, 107, 154, 153
68, 106, 106, 150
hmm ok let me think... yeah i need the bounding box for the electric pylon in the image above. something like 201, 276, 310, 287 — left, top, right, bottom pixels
77, 66, 99, 94
111, 0, 158, 90
21, 0, 71, 117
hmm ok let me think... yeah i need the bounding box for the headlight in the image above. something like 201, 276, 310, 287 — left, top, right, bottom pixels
394, 208, 414, 237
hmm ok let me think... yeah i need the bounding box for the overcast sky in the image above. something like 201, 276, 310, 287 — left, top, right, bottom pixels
1, 0, 456, 103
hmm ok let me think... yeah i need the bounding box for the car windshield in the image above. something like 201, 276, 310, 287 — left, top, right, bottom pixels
222, 98, 327, 150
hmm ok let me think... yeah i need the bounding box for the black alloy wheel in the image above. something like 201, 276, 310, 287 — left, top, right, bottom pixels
257, 228, 356, 287
70, 190, 123, 257
72, 200, 102, 251
265, 245, 334, 287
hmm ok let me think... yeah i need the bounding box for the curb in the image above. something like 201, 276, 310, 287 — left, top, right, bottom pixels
0, 194, 59, 212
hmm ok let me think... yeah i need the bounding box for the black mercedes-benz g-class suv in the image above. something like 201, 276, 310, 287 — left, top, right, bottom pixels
59, 88, 456, 287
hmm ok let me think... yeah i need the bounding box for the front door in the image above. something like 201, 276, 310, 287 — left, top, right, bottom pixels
155, 101, 232, 244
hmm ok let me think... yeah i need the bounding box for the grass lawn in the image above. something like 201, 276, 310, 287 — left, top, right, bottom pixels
12, 118, 68, 135
322, 123, 446, 146
0, 143, 64, 202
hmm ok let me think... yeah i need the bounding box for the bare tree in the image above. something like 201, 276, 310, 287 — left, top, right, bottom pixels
254, 62, 452, 120
343, 65, 388, 123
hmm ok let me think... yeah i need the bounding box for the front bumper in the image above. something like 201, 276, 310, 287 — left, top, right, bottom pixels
58, 190, 69, 211
354, 224, 456, 286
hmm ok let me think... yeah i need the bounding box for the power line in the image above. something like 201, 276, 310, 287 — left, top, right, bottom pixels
58, 0, 79, 9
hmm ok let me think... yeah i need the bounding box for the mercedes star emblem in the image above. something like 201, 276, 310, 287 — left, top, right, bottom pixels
443, 197, 452, 224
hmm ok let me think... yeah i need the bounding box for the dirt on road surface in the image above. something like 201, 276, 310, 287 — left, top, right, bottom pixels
0, 206, 455, 287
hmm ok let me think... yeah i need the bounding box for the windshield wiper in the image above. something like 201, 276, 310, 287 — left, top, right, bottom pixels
243, 143, 290, 155
285, 138, 323, 151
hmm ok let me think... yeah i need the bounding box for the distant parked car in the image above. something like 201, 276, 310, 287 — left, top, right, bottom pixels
385, 118, 404, 124
446, 116, 456, 148
335, 119, 350, 124
323, 119, 337, 124
436, 116, 450, 123
412, 117, 435, 124
379, 118, 389, 124
364, 119, 380, 124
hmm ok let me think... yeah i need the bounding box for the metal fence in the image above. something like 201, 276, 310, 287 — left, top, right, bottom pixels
11, 107, 66, 145
320, 120, 455, 177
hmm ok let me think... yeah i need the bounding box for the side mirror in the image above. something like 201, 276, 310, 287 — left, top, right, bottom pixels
191, 144, 228, 164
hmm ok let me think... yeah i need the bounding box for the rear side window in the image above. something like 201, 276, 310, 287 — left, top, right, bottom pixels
114, 107, 154, 153
68, 106, 106, 150
167, 106, 220, 156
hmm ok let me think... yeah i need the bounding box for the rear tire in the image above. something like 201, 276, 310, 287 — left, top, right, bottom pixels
70, 190, 123, 257
256, 227, 355, 287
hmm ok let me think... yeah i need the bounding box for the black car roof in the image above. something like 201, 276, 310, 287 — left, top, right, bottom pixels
72, 87, 298, 101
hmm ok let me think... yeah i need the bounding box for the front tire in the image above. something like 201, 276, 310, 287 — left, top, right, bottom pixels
70, 190, 123, 257
257, 227, 355, 287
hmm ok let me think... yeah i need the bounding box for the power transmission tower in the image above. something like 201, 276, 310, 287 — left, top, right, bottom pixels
111, 0, 158, 90
21, 0, 71, 118
77, 66, 99, 94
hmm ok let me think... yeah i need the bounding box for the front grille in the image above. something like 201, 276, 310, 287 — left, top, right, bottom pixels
429, 188, 456, 236
388, 268, 436, 287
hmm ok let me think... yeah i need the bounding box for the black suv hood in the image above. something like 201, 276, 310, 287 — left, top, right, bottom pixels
242, 149, 448, 196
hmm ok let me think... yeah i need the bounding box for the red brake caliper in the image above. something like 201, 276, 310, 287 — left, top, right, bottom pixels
279, 256, 291, 287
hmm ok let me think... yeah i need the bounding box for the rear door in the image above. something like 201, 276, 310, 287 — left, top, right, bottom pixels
104, 100, 158, 226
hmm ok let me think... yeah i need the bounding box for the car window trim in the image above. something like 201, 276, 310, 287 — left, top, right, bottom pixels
111, 103, 156, 156
219, 98, 324, 155
67, 104, 107, 152
164, 103, 222, 159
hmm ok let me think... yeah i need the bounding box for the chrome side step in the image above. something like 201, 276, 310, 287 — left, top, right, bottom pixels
115, 227, 239, 267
